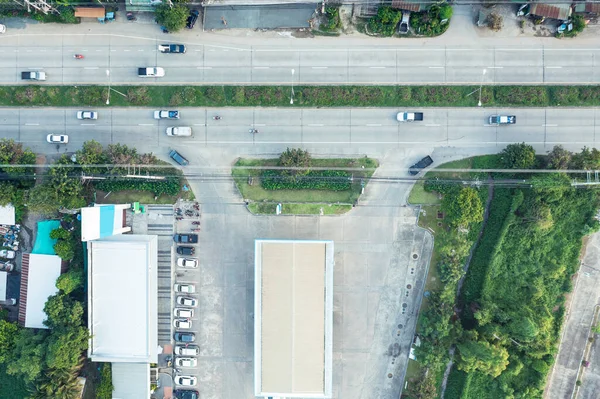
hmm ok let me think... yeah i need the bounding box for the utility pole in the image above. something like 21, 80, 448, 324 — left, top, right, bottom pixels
13, 0, 59, 15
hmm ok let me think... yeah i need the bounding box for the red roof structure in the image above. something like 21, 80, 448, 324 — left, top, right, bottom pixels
530, 3, 572, 20
391, 0, 424, 12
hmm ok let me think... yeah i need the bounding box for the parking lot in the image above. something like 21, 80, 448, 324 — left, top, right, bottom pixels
174, 165, 433, 399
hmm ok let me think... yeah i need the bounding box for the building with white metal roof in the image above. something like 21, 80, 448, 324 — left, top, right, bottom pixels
87, 234, 157, 364
254, 239, 334, 398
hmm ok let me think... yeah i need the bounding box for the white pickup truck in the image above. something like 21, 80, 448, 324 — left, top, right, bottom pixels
138, 67, 165, 77
396, 112, 424, 122
21, 71, 46, 81
166, 127, 192, 137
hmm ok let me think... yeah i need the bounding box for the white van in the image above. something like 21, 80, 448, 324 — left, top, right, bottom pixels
174, 308, 194, 318
175, 345, 199, 356
166, 127, 192, 137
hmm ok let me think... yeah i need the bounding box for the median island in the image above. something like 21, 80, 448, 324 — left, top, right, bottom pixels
232, 148, 378, 215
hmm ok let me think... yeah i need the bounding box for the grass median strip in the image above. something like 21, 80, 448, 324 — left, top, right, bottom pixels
3, 85, 600, 107
248, 202, 352, 215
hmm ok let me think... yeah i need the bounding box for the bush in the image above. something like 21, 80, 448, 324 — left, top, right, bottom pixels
54, 240, 75, 261
550, 86, 580, 105
261, 170, 351, 191
410, 4, 452, 37
487, 12, 502, 31
95, 178, 181, 196
96, 363, 114, 399
494, 86, 547, 106
50, 228, 70, 240
368, 6, 402, 37
321, 6, 342, 32
154, 3, 188, 32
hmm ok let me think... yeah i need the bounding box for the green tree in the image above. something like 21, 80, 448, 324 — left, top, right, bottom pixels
0, 320, 18, 364
49, 156, 86, 210
76, 140, 108, 174
26, 183, 61, 215
368, 6, 402, 37
45, 326, 88, 371
456, 339, 509, 378
56, 269, 84, 295
154, 4, 189, 32
442, 187, 484, 227
501, 142, 536, 169
410, 369, 438, 399
547, 145, 571, 169
0, 182, 15, 206
50, 227, 71, 240
0, 139, 36, 177
43, 294, 84, 330
279, 148, 312, 177
54, 239, 75, 261
7, 329, 48, 382
571, 146, 600, 170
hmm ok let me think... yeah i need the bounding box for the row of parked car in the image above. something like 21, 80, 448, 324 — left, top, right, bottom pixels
172, 232, 200, 394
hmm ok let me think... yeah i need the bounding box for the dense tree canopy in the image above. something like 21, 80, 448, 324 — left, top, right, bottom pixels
154, 4, 189, 32
500, 142, 536, 169
442, 187, 484, 227
457, 339, 509, 378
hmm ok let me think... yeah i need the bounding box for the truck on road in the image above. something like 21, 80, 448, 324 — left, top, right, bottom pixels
21, 71, 46, 81
138, 67, 165, 77
408, 155, 434, 176
397, 112, 424, 122
166, 127, 192, 137
488, 115, 516, 125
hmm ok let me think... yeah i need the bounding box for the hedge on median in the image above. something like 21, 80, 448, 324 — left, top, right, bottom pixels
2, 85, 600, 107
261, 170, 351, 191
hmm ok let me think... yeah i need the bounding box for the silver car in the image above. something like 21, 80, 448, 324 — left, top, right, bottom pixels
77, 111, 98, 120
174, 375, 197, 386
175, 357, 198, 368
174, 308, 194, 318
176, 296, 198, 307
46, 134, 69, 144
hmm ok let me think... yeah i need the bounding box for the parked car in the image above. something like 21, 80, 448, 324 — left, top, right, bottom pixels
174, 332, 196, 343
175, 375, 197, 387
0, 250, 15, 260
154, 110, 179, 119
174, 345, 199, 356
177, 246, 195, 256
399, 12, 410, 34
488, 115, 516, 125
77, 111, 98, 120
176, 296, 198, 307
46, 134, 68, 144
186, 10, 199, 29
138, 67, 165, 77
174, 234, 198, 244
173, 318, 192, 329
170, 150, 189, 166
174, 389, 199, 399
408, 155, 434, 176
177, 258, 198, 268
174, 283, 196, 293
158, 44, 186, 54
175, 357, 198, 368
174, 308, 194, 318
0, 24, 6, 34
166, 127, 192, 137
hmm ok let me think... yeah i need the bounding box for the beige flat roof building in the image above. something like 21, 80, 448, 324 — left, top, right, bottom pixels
254, 240, 334, 398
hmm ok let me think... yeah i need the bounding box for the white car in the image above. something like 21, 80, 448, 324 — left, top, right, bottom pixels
175, 357, 198, 368
174, 283, 196, 293
177, 258, 198, 268
174, 308, 194, 318
77, 111, 98, 120
174, 375, 197, 387
174, 345, 199, 356
0, 24, 6, 34
0, 250, 15, 260
154, 110, 179, 119
176, 296, 198, 307
46, 134, 68, 144
173, 318, 192, 329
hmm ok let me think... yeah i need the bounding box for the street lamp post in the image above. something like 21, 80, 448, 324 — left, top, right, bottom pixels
478, 69, 487, 107
290, 69, 295, 105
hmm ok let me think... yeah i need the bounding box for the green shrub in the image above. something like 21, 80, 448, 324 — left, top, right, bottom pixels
579, 86, 600, 103
126, 87, 151, 105
410, 4, 452, 37
494, 86, 547, 106
550, 87, 580, 105
261, 170, 351, 191
368, 6, 402, 37
54, 239, 75, 261
50, 228, 70, 240
96, 363, 114, 399
94, 178, 181, 196
321, 6, 342, 32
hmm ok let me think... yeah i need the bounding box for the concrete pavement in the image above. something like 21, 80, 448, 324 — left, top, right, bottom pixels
545, 233, 600, 399
4, 107, 599, 157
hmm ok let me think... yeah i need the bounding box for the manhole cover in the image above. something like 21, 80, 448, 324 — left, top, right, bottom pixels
398, 324, 403, 329
407, 284, 412, 289
402, 303, 408, 308
412, 253, 419, 260
388, 373, 393, 378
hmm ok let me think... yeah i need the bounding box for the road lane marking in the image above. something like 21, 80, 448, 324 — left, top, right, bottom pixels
196, 67, 212, 69
253, 67, 269, 69
85, 67, 98, 70
308, 124, 324, 127
487, 66, 503, 69
311, 66, 328, 69
193, 124, 205, 126
369, 67, 385, 69
366, 123, 382, 126
545, 66, 562, 69
428, 66, 444, 69
253, 124, 266, 126
543, 124, 558, 127
81, 123, 96, 126
25, 123, 39, 126
426, 124, 440, 127
138, 123, 153, 126
138, 49, 144, 52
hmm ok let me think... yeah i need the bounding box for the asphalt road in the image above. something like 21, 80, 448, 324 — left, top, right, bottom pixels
4, 107, 599, 156
2, 36, 600, 85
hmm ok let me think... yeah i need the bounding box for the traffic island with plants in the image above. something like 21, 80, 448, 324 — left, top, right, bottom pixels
232, 148, 378, 215
404, 143, 600, 399
3, 85, 600, 108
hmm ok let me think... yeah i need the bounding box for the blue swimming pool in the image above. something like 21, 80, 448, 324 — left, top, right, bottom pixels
32, 220, 61, 255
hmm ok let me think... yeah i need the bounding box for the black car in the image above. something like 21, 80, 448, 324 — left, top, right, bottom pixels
174, 332, 196, 342
177, 246, 195, 256
174, 234, 199, 244
408, 155, 434, 176
186, 10, 199, 29
174, 390, 199, 399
